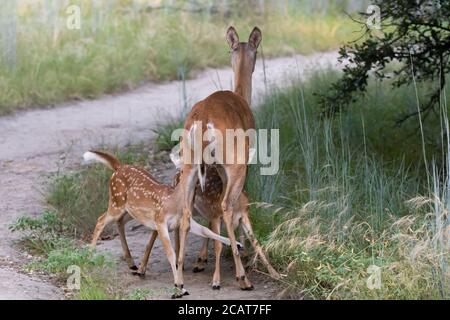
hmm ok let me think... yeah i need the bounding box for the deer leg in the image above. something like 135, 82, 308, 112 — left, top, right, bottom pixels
193, 223, 210, 273
157, 225, 188, 299
241, 213, 281, 279
174, 226, 180, 261
221, 166, 253, 290
90, 212, 115, 248
116, 214, 137, 270
174, 226, 185, 271
223, 212, 253, 290
133, 230, 158, 278
176, 165, 198, 292
210, 217, 222, 290
238, 222, 248, 258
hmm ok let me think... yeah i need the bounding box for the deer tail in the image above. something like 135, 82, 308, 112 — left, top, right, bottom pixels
83, 150, 121, 171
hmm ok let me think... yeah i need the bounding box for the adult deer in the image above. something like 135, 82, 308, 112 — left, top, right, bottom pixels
175, 26, 266, 293
84, 150, 240, 298
175, 168, 280, 289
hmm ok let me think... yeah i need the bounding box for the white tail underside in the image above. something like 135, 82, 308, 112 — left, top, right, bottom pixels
189, 217, 241, 248
83, 151, 114, 170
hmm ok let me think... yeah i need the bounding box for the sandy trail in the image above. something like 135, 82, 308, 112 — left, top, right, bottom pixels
0, 51, 339, 299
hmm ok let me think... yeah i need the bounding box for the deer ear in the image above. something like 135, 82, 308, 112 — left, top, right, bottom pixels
248, 27, 262, 49
226, 26, 239, 50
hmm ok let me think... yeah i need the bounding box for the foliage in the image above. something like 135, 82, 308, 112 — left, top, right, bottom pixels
321, 0, 450, 122
9, 211, 72, 255
127, 288, 152, 300
153, 117, 184, 152
9, 209, 123, 300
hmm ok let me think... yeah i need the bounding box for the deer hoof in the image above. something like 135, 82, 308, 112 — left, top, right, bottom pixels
241, 285, 254, 291
131, 271, 146, 279
192, 266, 205, 273
212, 285, 221, 290
129, 265, 138, 271
171, 288, 189, 299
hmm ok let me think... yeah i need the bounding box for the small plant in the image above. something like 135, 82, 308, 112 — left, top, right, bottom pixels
10, 211, 111, 278
127, 288, 152, 301
10, 210, 123, 300
9, 211, 72, 255
74, 271, 125, 300
31, 246, 110, 275
153, 118, 184, 152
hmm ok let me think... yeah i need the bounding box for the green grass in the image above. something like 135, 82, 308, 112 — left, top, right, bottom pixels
153, 117, 184, 152
125, 287, 173, 300
9, 211, 125, 300
243, 71, 449, 299
0, 0, 361, 115
127, 288, 152, 301
75, 270, 126, 300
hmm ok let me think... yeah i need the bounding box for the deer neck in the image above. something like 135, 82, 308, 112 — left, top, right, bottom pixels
170, 183, 184, 208
234, 67, 253, 106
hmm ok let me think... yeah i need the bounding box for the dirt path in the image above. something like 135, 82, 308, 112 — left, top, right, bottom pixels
0, 51, 339, 299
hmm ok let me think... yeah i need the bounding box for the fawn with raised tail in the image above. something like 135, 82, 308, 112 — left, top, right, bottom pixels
84, 150, 241, 298
174, 26, 280, 293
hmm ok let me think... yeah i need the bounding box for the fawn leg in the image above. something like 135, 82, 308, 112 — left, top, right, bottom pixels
210, 217, 222, 289
157, 225, 188, 299
116, 214, 137, 270
133, 230, 158, 277
193, 223, 210, 273
90, 212, 115, 248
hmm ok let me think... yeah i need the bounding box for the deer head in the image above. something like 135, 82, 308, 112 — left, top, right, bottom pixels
226, 26, 262, 105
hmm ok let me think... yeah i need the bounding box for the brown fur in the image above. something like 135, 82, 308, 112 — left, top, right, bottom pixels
86, 151, 236, 298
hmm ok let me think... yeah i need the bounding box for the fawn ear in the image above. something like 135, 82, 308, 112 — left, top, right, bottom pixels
226, 26, 239, 50
248, 27, 262, 50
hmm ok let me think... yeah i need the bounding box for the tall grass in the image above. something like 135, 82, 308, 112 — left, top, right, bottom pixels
246, 71, 449, 299
0, 0, 360, 114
